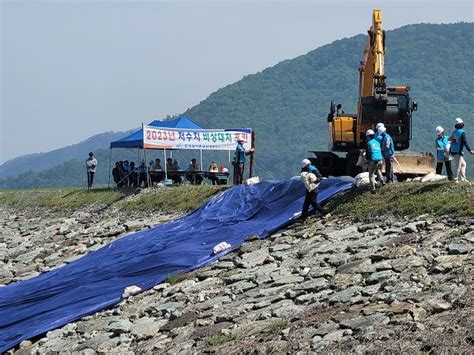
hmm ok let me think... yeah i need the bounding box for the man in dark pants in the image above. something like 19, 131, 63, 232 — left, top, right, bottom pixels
233, 139, 254, 185
435, 126, 454, 180
378, 126, 394, 183
86, 152, 97, 189
137, 161, 148, 187
300, 159, 327, 221
112, 162, 122, 187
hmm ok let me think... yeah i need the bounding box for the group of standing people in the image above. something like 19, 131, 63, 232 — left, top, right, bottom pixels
365, 117, 472, 193
435, 118, 473, 182
365, 122, 394, 193
112, 160, 148, 188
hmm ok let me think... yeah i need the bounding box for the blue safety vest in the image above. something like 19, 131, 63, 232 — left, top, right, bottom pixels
450, 128, 465, 154
374, 132, 383, 143
234, 143, 246, 163
381, 133, 394, 158
368, 138, 383, 161
308, 165, 321, 176
435, 135, 449, 161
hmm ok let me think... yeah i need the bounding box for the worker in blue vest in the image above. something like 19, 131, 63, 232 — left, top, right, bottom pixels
435, 126, 454, 181
374, 122, 385, 143
233, 139, 254, 185
449, 117, 473, 182
378, 126, 395, 183
366, 129, 385, 193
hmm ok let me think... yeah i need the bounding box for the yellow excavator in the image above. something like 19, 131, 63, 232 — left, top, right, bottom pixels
310, 10, 435, 180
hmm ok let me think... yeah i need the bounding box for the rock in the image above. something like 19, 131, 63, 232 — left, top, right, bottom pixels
264, 255, 276, 263
105, 319, 133, 335
358, 224, 377, 232
446, 243, 470, 255
361, 283, 382, 296
387, 300, 413, 314
391, 256, 426, 272
236, 248, 269, 268
130, 317, 164, 340
403, 222, 420, 233
270, 300, 304, 319
326, 226, 361, 240
424, 299, 452, 314
161, 312, 198, 331
366, 270, 397, 284
230, 280, 257, 294
323, 329, 353, 341
124, 220, 146, 231
410, 307, 428, 322
340, 313, 390, 331
328, 286, 363, 304
190, 322, 233, 339
315, 242, 349, 254
332, 273, 363, 289
294, 278, 330, 292
15, 249, 43, 263
337, 259, 374, 274
310, 267, 336, 278
313, 321, 339, 336
362, 303, 390, 315
271, 274, 305, 286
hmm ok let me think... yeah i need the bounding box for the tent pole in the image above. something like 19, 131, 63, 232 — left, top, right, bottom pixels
200, 149, 203, 173
249, 130, 256, 179
144, 148, 151, 188
108, 148, 112, 188
164, 148, 168, 182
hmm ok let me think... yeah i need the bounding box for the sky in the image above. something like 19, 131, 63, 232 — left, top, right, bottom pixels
1, 0, 473, 163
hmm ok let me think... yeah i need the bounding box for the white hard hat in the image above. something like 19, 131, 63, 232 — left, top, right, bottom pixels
375, 122, 385, 129
455, 117, 463, 124
301, 158, 311, 168
378, 126, 387, 134
435, 126, 444, 135
366, 129, 375, 136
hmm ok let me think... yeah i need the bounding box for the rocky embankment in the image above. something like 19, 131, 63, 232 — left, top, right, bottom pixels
1, 200, 473, 353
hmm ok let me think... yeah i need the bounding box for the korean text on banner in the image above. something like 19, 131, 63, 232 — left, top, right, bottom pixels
143, 126, 252, 150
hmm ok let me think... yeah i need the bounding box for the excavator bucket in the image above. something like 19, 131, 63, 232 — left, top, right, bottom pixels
385, 152, 436, 180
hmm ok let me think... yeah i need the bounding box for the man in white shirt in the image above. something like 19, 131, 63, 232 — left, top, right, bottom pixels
86, 152, 98, 189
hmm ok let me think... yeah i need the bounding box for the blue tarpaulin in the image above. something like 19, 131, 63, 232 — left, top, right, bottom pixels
0, 179, 354, 352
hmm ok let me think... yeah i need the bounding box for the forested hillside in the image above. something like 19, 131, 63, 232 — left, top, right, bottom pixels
185, 22, 473, 178
1, 22, 472, 188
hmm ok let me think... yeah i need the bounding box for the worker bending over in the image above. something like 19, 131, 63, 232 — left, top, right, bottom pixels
300, 159, 327, 222
366, 130, 385, 193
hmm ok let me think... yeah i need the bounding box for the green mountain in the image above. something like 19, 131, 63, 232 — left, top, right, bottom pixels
1, 22, 473, 188
185, 22, 473, 178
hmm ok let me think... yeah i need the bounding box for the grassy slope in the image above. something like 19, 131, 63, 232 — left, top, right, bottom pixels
0, 185, 228, 213
1, 183, 472, 220
331, 181, 473, 220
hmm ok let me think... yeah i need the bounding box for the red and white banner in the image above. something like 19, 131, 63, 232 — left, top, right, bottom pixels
143, 126, 252, 151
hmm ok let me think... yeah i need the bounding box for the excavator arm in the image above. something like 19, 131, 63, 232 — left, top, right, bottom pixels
358, 9, 386, 101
